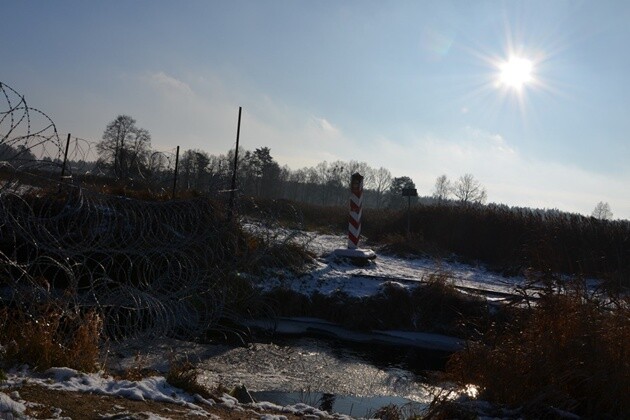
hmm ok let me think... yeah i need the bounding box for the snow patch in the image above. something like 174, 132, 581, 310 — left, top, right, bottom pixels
0, 392, 26, 416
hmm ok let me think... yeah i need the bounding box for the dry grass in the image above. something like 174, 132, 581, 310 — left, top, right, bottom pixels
446, 284, 630, 418
242, 198, 630, 289
264, 271, 489, 337
0, 303, 103, 372
166, 357, 215, 400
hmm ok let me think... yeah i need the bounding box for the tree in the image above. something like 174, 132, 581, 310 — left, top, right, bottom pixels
387, 176, 416, 208
0, 143, 37, 164
592, 201, 613, 220
433, 174, 451, 202
250, 147, 281, 198
372, 167, 393, 209
96, 115, 151, 179
313, 161, 345, 205
180, 149, 211, 190
452, 173, 487, 204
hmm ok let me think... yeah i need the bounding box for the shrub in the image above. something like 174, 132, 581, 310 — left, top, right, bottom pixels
166, 357, 213, 400
242, 198, 630, 289
0, 304, 103, 372
446, 285, 630, 418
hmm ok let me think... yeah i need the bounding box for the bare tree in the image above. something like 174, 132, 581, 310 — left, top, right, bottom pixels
370, 167, 392, 209
452, 173, 487, 204
347, 161, 372, 185
592, 201, 613, 220
180, 149, 211, 190
96, 115, 151, 179
433, 174, 451, 202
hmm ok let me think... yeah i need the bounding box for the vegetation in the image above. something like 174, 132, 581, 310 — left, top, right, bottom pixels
446, 283, 630, 418
96, 115, 152, 180
243, 197, 630, 289
0, 303, 103, 372
264, 273, 488, 337
166, 357, 214, 400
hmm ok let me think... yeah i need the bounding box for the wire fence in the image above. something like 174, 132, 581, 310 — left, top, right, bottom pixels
0, 81, 253, 341
1, 82, 181, 196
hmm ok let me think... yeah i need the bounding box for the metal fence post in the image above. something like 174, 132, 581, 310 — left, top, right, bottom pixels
172, 145, 180, 199
228, 106, 242, 221
58, 133, 71, 192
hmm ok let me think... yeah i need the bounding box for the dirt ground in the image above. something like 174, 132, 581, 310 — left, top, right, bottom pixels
6, 384, 304, 419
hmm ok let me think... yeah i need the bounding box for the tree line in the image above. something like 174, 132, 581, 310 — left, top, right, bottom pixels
87, 115, 497, 209
33, 114, 612, 218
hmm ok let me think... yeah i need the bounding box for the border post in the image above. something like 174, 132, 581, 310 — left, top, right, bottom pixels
348, 172, 364, 249
334, 172, 376, 263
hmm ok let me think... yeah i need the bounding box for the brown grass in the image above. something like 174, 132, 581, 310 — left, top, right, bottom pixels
446, 285, 630, 418
166, 357, 214, 400
241, 198, 630, 289
0, 304, 103, 372
264, 272, 489, 336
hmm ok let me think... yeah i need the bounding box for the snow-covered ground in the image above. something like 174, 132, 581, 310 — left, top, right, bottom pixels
255, 228, 529, 301
0, 364, 354, 419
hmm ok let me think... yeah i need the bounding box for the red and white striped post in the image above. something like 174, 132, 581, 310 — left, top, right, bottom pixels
334, 172, 376, 262
348, 172, 364, 249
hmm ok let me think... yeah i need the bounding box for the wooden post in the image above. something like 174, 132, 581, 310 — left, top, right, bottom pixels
172, 145, 180, 199
228, 106, 242, 221
58, 133, 71, 192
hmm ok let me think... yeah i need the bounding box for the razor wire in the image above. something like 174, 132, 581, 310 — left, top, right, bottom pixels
1, 82, 181, 195
0, 188, 246, 340
0, 82, 63, 188
0, 81, 259, 341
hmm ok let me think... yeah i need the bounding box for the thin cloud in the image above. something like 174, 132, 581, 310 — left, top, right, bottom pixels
355, 127, 629, 218
146, 72, 194, 97
311, 117, 342, 138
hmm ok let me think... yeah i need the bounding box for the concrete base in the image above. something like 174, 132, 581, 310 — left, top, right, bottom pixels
334, 248, 377, 260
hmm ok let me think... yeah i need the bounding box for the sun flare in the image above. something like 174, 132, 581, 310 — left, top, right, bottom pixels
498, 57, 533, 90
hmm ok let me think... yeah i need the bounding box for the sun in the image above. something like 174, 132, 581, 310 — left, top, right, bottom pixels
498, 57, 534, 90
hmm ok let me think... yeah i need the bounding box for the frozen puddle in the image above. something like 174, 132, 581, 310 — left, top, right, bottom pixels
196, 336, 441, 417
252, 390, 426, 418
245, 317, 464, 352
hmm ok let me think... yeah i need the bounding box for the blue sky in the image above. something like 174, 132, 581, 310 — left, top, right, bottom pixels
3, 0, 629, 218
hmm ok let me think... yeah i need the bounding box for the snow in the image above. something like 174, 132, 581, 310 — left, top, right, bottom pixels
0, 366, 355, 419
7, 367, 206, 408
255, 229, 530, 301
0, 392, 26, 417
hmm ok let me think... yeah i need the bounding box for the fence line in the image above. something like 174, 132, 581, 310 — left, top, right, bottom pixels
0, 81, 249, 341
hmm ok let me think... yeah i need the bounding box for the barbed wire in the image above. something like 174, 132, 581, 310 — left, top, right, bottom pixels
0, 81, 256, 341
0, 187, 247, 340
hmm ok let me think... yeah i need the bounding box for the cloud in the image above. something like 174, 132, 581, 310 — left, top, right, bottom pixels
345, 126, 629, 219
146, 72, 194, 97
244, 111, 352, 168
311, 117, 341, 138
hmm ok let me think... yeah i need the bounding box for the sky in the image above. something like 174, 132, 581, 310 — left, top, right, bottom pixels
2, 0, 630, 219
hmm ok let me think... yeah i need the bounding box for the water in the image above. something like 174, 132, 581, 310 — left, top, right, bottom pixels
197, 336, 449, 417
252, 390, 426, 418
